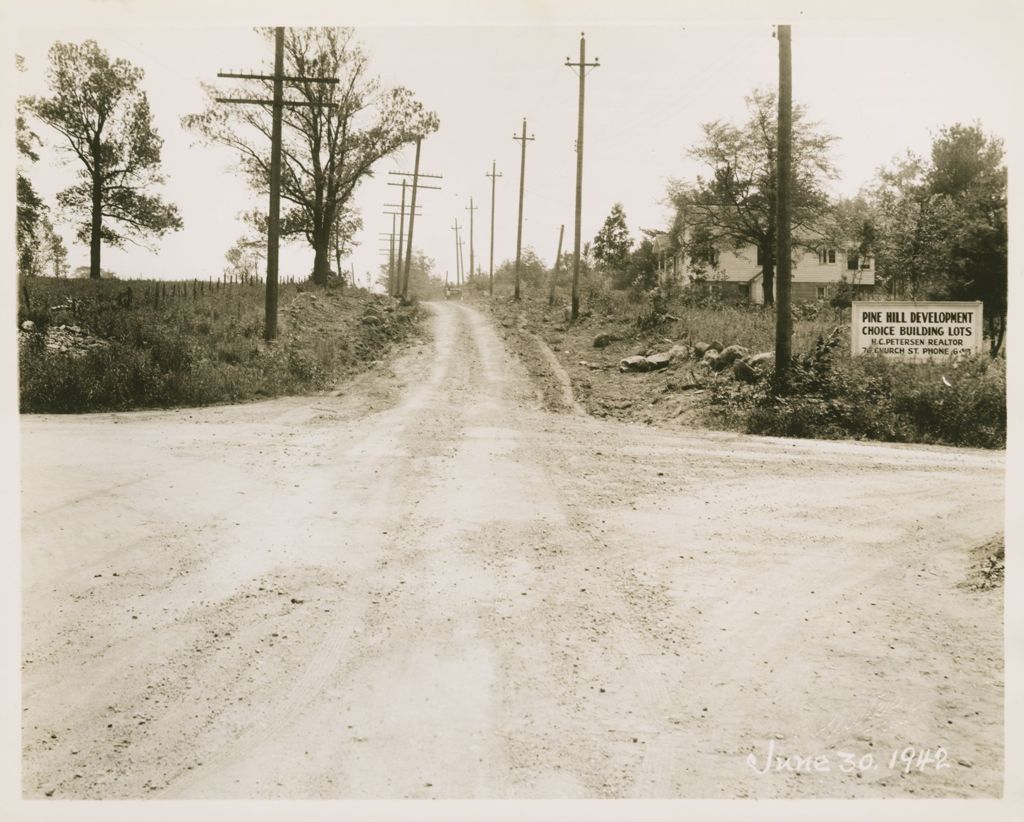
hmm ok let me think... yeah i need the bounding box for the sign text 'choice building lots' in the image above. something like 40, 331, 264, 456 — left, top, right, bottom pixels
851, 301, 983, 361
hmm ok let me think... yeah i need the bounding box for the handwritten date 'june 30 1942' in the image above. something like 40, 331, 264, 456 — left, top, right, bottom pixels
747, 739, 952, 775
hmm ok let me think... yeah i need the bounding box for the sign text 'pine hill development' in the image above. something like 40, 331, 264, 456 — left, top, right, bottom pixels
851, 301, 984, 361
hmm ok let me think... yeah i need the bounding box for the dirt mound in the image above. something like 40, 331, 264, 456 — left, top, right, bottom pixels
964, 535, 1004, 590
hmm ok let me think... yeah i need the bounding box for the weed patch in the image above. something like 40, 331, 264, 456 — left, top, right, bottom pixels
18, 277, 421, 413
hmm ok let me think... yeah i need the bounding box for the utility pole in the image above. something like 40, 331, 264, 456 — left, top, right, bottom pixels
266, 34, 284, 337
565, 33, 599, 321
486, 161, 502, 296
548, 224, 565, 307
383, 191, 422, 297
458, 238, 466, 287
215, 27, 339, 340
395, 181, 407, 297
451, 220, 462, 286
388, 217, 396, 292
401, 138, 423, 302
388, 150, 441, 302
512, 118, 534, 301
775, 24, 793, 389
465, 197, 477, 290
383, 193, 422, 299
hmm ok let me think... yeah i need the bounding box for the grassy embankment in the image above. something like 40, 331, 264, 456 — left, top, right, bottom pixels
480, 284, 1005, 449
17, 276, 421, 413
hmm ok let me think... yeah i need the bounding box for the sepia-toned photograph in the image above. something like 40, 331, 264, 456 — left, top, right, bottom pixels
5, 0, 1019, 818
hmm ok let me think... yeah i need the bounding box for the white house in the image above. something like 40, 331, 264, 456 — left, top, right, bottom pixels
653, 235, 876, 304
709, 244, 875, 304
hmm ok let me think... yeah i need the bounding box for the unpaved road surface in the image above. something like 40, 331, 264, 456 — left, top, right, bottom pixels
21, 301, 1004, 799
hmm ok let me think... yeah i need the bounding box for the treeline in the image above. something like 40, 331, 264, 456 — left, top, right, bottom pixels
16, 29, 437, 285
571, 91, 1006, 355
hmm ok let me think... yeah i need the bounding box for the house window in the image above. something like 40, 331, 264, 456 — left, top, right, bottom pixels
828, 249, 836, 264
847, 252, 859, 271
819, 249, 836, 264
817, 286, 827, 299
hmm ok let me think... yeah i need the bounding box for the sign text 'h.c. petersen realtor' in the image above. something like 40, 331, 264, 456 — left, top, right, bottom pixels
851, 301, 983, 361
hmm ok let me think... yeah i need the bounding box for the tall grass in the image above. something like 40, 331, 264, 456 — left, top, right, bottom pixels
585, 281, 841, 356
18, 276, 418, 413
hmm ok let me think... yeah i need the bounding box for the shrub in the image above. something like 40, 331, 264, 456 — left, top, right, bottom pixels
734, 335, 1005, 448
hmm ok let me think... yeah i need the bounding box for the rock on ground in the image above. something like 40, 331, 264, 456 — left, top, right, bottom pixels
619, 355, 651, 373
716, 345, 749, 370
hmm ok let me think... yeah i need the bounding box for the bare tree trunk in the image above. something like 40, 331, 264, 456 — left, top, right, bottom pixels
90, 164, 102, 280
334, 235, 344, 287
312, 229, 331, 285
761, 250, 775, 307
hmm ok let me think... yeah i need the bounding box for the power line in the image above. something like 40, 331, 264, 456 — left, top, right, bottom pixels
390, 140, 443, 301
388, 171, 443, 180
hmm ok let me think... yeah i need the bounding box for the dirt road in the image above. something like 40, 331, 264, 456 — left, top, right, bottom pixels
21, 301, 1004, 799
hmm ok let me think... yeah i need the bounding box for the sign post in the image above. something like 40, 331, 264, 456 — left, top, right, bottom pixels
851, 301, 983, 361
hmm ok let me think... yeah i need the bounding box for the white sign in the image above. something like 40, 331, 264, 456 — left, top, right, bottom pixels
851, 301, 983, 360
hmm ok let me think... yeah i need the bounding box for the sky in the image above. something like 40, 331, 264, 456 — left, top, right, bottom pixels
6, 2, 1019, 288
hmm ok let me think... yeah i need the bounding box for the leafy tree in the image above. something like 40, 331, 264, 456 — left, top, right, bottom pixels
924, 125, 1006, 354
592, 202, 633, 277
17, 56, 48, 276
16, 70, 69, 280
493, 249, 547, 293
825, 196, 878, 257
17, 175, 46, 276
869, 124, 1006, 354
73, 265, 116, 279
223, 236, 263, 283
330, 205, 363, 285
868, 153, 945, 298
625, 237, 659, 292
24, 40, 182, 279
47, 229, 70, 277
669, 88, 837, 305
184, 27, 438, 286
376, 250, 439, 298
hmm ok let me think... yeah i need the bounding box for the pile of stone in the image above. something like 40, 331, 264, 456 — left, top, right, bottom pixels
611, 334, 774, 382
692, 340, 774, 383
618, 344, 690, 373
19, 320, 110, 358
